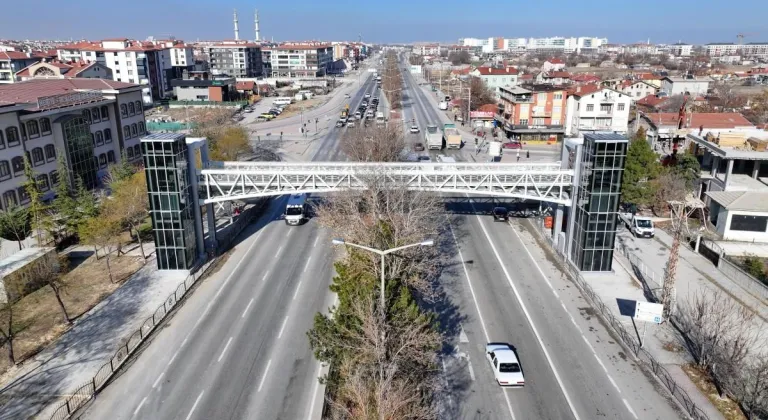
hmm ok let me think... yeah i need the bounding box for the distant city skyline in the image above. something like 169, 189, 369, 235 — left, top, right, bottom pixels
4, 0, 766, 45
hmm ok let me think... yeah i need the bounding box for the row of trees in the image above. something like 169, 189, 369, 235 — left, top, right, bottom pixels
308, 115, 444, 418
0, 152, 149, 364
381, 52, 402, 111
678, 289, 768, 418
620, 128, 700, 214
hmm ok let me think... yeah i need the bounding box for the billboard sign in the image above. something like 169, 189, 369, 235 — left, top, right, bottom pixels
634, 301, 663, 324
470, 111, 495, 119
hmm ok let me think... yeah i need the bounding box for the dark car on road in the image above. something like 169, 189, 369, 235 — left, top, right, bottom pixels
414, 142, 425, 152
493, 207, 509, 222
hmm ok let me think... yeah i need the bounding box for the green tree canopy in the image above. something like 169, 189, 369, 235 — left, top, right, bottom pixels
0, 206, 31, 250
621, 136, 660, 206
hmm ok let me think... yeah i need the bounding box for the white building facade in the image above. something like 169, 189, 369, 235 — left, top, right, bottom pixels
565, 88, 631, 136
266, 43, 333, 78
661, 76, 711, 96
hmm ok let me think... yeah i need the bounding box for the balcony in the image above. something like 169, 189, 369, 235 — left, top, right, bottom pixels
499, 92, 533, 104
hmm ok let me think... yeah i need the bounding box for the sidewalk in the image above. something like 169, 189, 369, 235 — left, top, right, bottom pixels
0, 259, 188, 420
616, 229, 768, 321
532, 222, 725, 420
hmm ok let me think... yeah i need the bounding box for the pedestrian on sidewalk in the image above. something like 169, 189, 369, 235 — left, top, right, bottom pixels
516, 150, 520, 162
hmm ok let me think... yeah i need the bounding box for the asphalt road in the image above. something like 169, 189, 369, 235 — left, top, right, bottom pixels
400, 56, 681, 420
79, 66, 377, 420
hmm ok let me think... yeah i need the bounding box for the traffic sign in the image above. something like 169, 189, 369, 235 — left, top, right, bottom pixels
634, 301, 663, 324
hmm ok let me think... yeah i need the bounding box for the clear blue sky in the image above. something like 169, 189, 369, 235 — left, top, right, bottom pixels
6, 0, 767, 44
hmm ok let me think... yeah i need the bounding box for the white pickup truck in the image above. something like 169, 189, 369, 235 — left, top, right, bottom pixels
619, 213, 655, 238
485, 343, 525, 387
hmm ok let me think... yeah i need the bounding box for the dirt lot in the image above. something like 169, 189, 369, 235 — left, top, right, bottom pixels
0, 253, 144, 378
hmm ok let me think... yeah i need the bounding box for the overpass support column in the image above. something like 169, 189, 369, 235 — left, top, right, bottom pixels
553, 204, 564, 251
185, 138, 207, 262
207, 203, 218, 252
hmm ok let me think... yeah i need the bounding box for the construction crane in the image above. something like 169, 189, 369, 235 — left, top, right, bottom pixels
737, 33, 757, 45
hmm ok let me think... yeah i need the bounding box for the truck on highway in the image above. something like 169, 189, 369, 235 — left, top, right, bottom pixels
375, 112, 385, 126
425, 124, 442, 150
341, 105, 349, 119
443, 123, 462, 149
619, 212, 655, 238
438, 101, 448, 110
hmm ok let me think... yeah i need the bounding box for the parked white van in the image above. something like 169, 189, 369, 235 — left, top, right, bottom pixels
273, 97, 293, 106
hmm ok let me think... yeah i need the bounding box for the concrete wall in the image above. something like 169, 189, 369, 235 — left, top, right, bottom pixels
723, 209, 768, 242
0, 247, 58, 303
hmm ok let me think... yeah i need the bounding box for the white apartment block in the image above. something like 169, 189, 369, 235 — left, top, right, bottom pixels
266, 43, 333, 78
706, 42, 768, 58
413, 44, 443, 56
623, 44, 660, 55
0, 79, 147, 209
619, 80, 659, 101
565, 87, 631, 136
206, 41, 263, 79
459, 36, 607, 54
669, 43, 693, 57
661, 76, 711, 96
57, 39, 194, 104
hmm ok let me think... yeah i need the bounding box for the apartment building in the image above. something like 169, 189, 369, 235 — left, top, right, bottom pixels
470, 66, 519, 96
206, 41, 263, 79
413, 44, 442, 56
661, 76, 711, 96
565, 85, 631, 136
0, 51, 38, 83
56, 39, 194, 104
265, 42, 333, 78
706, 42, 768, 58
669, 42, 693, 57
619, 80, 659, 100
497, 84, 568, 142
623, 43, 660, 55
0, 79, 147, 209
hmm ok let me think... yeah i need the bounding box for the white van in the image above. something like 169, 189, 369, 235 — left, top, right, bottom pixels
273, 97, 293, 106
284, 194, 308, 226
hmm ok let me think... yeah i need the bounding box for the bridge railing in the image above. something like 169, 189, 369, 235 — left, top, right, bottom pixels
204, 161, 568, 174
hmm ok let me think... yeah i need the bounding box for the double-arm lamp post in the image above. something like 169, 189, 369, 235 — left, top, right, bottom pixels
331, 238, 434, 311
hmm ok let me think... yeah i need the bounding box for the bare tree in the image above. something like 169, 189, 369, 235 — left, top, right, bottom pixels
677, 289, 763, 398
29, 254, 71, 323
323, 293, 440, 420
313, 175, 445, 298
341, 125, 405, 163
0, 280, 24, 364
651, 171, 688, 216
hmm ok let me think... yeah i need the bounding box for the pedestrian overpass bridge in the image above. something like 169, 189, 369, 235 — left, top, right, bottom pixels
199, 161, 574, 206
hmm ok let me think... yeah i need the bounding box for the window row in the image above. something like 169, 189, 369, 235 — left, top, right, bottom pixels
92, 128, 113, 146
120, 100, 144, 118
95, 151, 116, 169
123, 122, 146, 139
1, 171, 58, 210
81, 105, 110, 124
0, 127, 22, 149
126, 144, 142, 160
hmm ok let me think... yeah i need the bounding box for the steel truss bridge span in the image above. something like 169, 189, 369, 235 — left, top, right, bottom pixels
199, 161, 574, 205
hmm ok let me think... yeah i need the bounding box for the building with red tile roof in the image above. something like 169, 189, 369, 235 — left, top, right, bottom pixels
565, 86, 632, 135
537, 71, 571, 86
570, 74, 601, 84
14, 60, 113, 82
0, 78, 146, 203
0, 51, 38, 84
470, 66, 520, 95
636, 94, 669, 111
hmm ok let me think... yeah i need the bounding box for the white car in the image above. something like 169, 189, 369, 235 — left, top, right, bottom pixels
347, 121, 356, 128
364, 93, 371, 99
485, 343, 525, 387
410, 125, 420, 133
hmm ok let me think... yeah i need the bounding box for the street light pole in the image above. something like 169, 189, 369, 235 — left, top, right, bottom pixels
331, 238, 434, 313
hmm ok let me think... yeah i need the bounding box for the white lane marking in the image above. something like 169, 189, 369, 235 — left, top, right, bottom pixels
593, 353, 608, 372
447, 222, 515, 420
262, 270, 270, 282
217, 337, 234, 363
303, 256, 313, 273
213, 226, 269, 300
152, 372, 165, 389
623, 398, 639, 419
242, 298, 255, 318
278, 316, 289, 338
510, 225, 642, 420
275, 245, 283, 258
608, 375, 620, 392
181, 337, 188, 348
441, 359, 454, 408
133, 396, 148, 416
474, 210, 581, 420
184, 390, 205, 420
293, 280, 304, 300
313, 235, 320, 248
258, 359, 272, 392
467, 358, 476, 381
307, 363, 323, 420
167, 350, 179, 367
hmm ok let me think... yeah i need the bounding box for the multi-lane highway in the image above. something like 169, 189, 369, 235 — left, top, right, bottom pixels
398, 55, 683, 419
80, 71, 379, 420
82, 55, 682, 420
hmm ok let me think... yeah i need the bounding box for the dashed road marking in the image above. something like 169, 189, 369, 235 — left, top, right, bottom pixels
184, 390, 204, 420
258, 359, 272, 392
242, 298, 254, 318
217, 337, 233, 363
